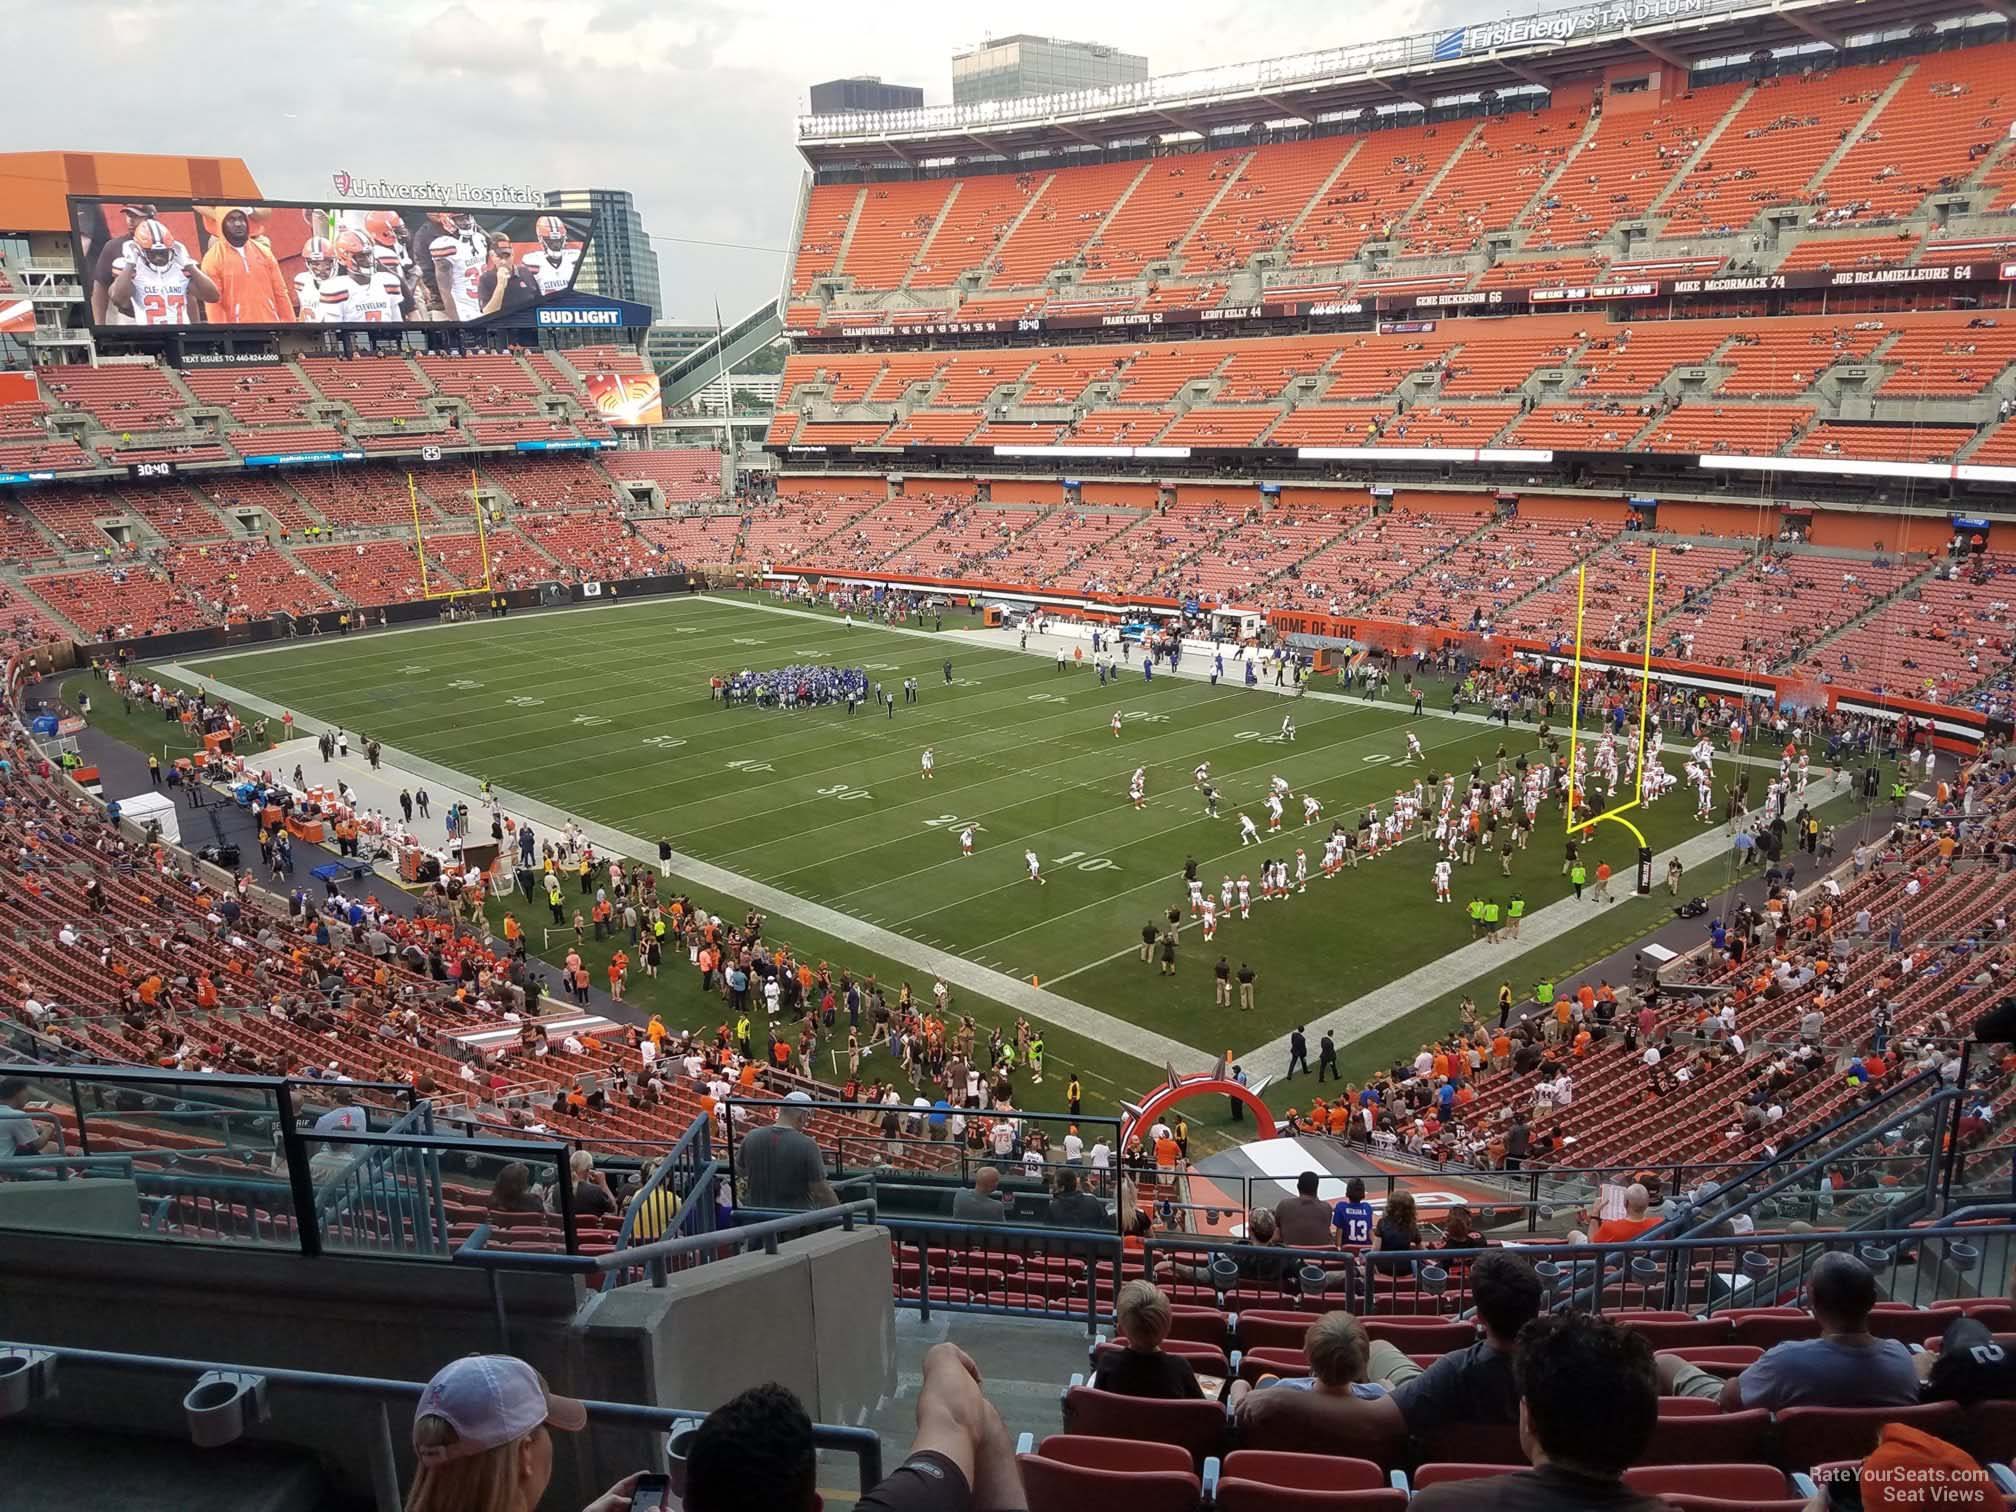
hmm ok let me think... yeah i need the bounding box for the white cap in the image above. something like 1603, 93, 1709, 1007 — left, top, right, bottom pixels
413, 1355, 585, 1463
782, 1090, 813, 1106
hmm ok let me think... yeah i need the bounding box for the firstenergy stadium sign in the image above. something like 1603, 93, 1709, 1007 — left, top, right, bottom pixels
1437, 0, 1707, 56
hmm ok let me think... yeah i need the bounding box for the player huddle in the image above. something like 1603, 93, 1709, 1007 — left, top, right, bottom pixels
93, 201, 580, 327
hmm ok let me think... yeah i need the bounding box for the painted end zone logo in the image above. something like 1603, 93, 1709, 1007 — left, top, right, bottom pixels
536, 307, 622, 327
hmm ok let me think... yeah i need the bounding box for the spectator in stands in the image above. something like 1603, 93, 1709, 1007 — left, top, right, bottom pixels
312, 1085, 369, 1135
1367, 1250, 1542, 1430
404, 1353, 644, 1512
487, 1163, 545, 1220
0, 1077, 61, 1157
1921, 1269, 2016, 1404
1408, 1312, 1665, 1511
1276, 1170, 1338, 1248
1575, 1183, 1661, 1244
687, 1346, 1021, 1512
952, 1165, 1006, 1222
740, 1091, 838, 1211
1369, 1189, 1420, 1272
1657, 1252, 1919, 1409
1092, 1281, 1204, 1400
551, 1150, 615, 1220
1043, 1168, 1107, 1228
1231, 1309, 1405, 1445
1232, 1310, 1389, 1409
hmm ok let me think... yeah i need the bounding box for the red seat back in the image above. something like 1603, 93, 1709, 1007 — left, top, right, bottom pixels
1061, 1386, 1227, 1471
1731, 1312, 1820, 1348
1625, 1317, 1735, 1349
1640, 1408, 1772, 1464
1360, 1318, 1474, 1353
1968, 1398, 2016, 1464
1236, 1309, 1318, 1351
1868, 1307, 1963, 1343
1032, 1435, 1192, 1474
1220, 1451, 1383, 1492
1016, 1453, 1198, 1512
1772, 1401, 1964, 1470
1657, 1396, 1725, 1417
1412, 1463, 1513, 1487
1415, 1420, 1524, 1466
1168, 1304, 1229, 1345
1624, 1464, 1793, 1499
1237, 1346, 1311, 1384
1214, 1487, 1404, 1512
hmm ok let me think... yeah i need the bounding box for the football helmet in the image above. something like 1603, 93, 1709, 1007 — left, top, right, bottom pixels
132, 219, 178, 270
534, 215, 568, 252
364, 210, 406, 247
302, 236, 335, 278
333, 230, 375, 276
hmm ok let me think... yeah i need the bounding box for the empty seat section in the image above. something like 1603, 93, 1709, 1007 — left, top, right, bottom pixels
181, 365, 319, 425
840, 181, 957, 293
39, 364, 189, 431
1808, 44, 2016, 223
1519, 84, 1738, 243
790, 184, 859, 294
991, 162, 1142, 287
1661, 64, 1896, 236
1793, 421, 1978, 463
1085, 156, 1235, 282
911, 175, 1041, 289
601, 450, 720, 504
25, 566, 210, 636
1374, 403, 1520, 448
1635, 403, 1814, 455
1287, 122, 1468, 265
300, 356, 432, 419
1401, 106, 1588, 254
1715, 318, 1890, 396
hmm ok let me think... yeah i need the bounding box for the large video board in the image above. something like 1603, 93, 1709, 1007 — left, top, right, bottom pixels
70, 198, 593, 329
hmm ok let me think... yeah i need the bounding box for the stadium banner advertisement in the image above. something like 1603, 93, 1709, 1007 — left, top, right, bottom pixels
532, 295, 651, 329
243, 448, 365, 468
175, 352, 285, 367
0, 470, 56, 486
583, 372, 664, 428
70, 197, 593, 330
513, 438, 620, 452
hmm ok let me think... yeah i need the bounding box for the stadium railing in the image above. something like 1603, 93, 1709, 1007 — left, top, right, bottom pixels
0, 1341, 883, 1512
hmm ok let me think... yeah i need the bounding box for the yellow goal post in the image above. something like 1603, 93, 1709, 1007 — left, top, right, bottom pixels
408, 469, 496, 601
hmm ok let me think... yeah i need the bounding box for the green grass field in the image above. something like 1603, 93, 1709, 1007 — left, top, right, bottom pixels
139, 591, 1780, 1119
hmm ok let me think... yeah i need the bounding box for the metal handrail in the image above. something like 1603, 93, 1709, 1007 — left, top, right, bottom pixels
0, 1342, 883, 1512
454, 1199, 884, 1287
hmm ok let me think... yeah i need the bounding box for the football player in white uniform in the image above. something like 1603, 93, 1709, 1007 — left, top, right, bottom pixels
109, 219, 219, 326
294, 238, 336, 323
417, 210, 487, 321
519, 215, 579, 294
316, 232, 409, 324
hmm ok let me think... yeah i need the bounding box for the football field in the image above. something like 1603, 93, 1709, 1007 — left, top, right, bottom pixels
162, 592, 1744, 1101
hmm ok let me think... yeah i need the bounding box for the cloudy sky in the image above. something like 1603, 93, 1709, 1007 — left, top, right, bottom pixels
23, 0, 1500, 322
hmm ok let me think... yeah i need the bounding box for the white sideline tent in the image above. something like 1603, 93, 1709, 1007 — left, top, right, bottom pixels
110, 790, 180, 845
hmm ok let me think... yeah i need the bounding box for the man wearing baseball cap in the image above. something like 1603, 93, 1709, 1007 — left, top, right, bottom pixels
405, 1353, 644, 1512
739, 1090, 838, 1211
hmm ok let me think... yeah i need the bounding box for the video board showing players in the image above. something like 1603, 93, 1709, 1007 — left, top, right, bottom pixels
70, 198, 593, 329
